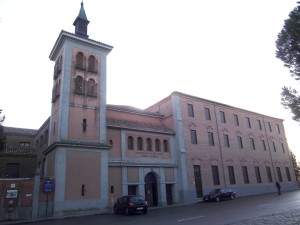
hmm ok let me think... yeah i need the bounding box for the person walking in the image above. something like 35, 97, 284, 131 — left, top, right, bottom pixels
275, 181, 281, 195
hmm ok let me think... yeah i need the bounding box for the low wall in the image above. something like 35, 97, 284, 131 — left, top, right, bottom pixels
0, 178, 54, 221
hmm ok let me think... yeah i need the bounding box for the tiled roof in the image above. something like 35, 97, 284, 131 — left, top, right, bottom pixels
107, 119, 174, 134
107, 104, 163, 117
3, 126, 37, 136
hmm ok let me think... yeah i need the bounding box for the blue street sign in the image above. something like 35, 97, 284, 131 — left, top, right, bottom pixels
43, 179, 55, 193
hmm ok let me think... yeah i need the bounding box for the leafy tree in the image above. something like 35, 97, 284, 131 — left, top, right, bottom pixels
281, 87, 300, 122
290, 151, 300, 182
276, 3, 300, 121
0, 109, 5, 124
0, 109, 5, 151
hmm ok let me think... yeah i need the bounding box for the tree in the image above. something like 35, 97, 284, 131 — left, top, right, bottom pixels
0, 109, 5, 124
276, 3, 300, 122
290, 151, 300, 182
0, 109, 5, 151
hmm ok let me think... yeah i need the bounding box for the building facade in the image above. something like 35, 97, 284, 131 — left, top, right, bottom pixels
0, 127, 37, 178
1, 3, 297, 217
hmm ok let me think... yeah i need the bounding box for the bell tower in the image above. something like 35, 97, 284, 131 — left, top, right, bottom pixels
45, 3, 113, 216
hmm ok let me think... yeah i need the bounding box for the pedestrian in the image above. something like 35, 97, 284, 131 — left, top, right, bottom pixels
275, 181, 281, 195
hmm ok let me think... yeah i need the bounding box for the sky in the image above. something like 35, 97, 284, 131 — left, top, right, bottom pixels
0, 0, 299, 158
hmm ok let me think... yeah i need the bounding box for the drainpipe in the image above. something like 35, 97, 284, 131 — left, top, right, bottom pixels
262, 118, 277, 183
32, 166, 41, 219
213, 104, 227, 188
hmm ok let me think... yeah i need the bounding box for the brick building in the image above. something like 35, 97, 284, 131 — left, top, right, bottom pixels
1, 2, 297, 217
0, 127, 37, 178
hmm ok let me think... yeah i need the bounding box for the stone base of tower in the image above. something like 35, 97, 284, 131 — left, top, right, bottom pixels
44, 141, 110, 217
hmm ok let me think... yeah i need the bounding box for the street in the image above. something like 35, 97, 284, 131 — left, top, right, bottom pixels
21, 190, 300, 225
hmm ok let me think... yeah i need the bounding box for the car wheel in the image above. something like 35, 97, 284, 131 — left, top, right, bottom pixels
113, 206, 118, 214
215, 197, 220, 202
143, 208, 148, 215
125, 208, 130, 215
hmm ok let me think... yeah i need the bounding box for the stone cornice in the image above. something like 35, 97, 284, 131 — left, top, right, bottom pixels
49, 30, 113, 60
108, 160, 177, 168
44, 140, 110, 155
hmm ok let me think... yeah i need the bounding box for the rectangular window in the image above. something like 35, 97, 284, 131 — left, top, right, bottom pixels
281, 143, 285, 153
228, 166, 236, 184
276, 167, 283, 182
187, 104, 194, 117
246, 117, 251, 128
205, 107, 211, 120
193, 165, 203, 198
250, 138, 255, 150
266, 166, 273, 183
220, 111, 226, 123
224, 134, 230, 148
211, 165, 220, 185
255, 166, 262, 183
242, 166, 249, 184
277, 124, 281, 134
285, 167, 291, 182
268, 122, 272, 132
273, 141, 276, 152
128, 185, 138, 195
191, 130, 198, 144
82, 118, 87, 132
258, 119, 262, 130
208, 132, 215, 146
262, 140, 267, 151
234, 114, 239, 126
5, 163, 20, 178
237, 136, 243, 149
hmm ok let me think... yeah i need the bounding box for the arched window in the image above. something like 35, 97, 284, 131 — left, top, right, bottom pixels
146, 138, 152, 151
51, 85, 56, 102
88, 55, 97, 72
137, 137, 143, 151
75, 76, 84, 94
57, 55, 62, 73
163, 140, 169, 152
55, 79, 60, 97
54, 55, 62, 79
87, 78, 97, 97
155, 139, 161, 152
76, 52, 85, 70
128, 136, 134, 150
52, 80, 60, 102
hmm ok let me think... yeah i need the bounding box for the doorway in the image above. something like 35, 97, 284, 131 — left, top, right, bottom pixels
166, 184, 173, 205
193, 165, 203, 198
144, 172, 158, 207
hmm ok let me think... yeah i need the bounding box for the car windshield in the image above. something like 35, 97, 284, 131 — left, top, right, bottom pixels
129, 196, 144, 203
210, 189, 221, 194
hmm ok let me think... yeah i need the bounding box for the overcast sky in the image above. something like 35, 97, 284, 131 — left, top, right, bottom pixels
0, 0, 299, 158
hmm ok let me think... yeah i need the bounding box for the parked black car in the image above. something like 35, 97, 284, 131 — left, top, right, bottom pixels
203, 188, 237, 202
113, 195, 148, 215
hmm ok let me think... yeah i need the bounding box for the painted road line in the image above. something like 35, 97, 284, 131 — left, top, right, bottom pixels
177, 215, 205, 223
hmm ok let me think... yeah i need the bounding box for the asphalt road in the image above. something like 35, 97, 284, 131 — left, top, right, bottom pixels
24, 190, 300, 225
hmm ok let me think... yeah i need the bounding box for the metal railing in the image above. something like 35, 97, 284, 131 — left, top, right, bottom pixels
0, 144, 36, 154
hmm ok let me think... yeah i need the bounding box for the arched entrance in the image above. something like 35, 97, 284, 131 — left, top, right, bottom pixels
144, 172, 158, 207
